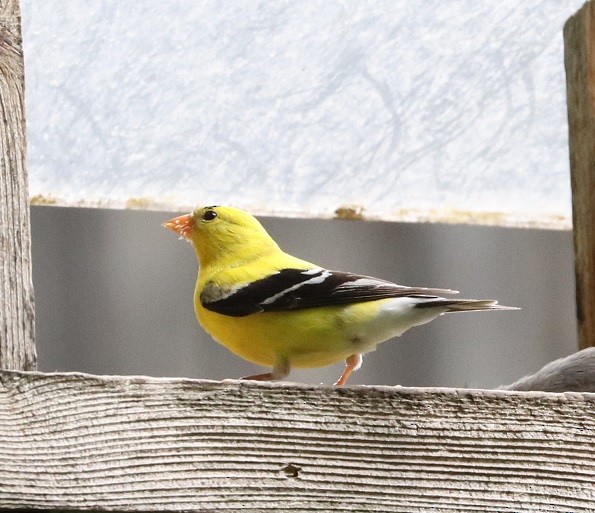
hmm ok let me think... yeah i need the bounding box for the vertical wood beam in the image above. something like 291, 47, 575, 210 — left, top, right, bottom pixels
0, 0, 36, 370
565, 2, 595, 350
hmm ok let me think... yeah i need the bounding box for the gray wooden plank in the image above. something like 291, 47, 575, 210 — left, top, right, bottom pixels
0, 371, 593, 511
0, 0, 36, 370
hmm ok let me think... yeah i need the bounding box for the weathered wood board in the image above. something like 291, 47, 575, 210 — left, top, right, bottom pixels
565, 1, 595, 349
0, 371, 593, 512
0, 0, 36, 370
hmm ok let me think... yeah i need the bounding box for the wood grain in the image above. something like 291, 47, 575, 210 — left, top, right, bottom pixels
0, 0, 36, 370
565, 2, 595, 350
0, 371, 593, 512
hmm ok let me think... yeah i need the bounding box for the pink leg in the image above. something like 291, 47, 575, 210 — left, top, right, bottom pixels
334, 354, 363, 387
242, 357, 290, 382
241, 371, 277, 381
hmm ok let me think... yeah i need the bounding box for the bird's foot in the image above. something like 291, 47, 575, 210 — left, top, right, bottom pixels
241, 356, 290, 382
241, 372, 276, 381
334, 353, 363, 387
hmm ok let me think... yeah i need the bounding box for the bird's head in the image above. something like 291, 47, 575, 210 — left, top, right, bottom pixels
163, 206, 279, 267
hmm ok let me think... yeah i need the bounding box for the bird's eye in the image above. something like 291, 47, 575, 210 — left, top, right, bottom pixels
202, 210, 217, 222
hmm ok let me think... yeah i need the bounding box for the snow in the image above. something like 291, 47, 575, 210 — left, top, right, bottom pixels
21, 1, 582, 227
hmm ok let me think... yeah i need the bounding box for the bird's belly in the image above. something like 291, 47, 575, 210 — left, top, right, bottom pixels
195, 298, 436, 369
196, 305, 354, 368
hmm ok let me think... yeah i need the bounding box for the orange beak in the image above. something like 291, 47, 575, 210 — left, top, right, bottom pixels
162, 213, 195, 238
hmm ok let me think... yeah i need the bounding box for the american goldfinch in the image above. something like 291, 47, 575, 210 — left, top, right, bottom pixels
164, 206, 517, 386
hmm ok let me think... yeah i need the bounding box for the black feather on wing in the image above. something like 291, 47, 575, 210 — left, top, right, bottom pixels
201, 268, 458, 317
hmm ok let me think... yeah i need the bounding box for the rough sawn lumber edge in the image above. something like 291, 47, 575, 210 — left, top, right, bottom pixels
0, 0, 36, 370
0, 371, 593, 512
565, 1, 595, 350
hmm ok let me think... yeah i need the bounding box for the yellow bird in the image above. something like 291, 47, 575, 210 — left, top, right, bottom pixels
164, 206, 517, 386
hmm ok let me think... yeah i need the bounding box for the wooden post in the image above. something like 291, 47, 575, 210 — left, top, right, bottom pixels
0, 0, 36, 370
565, 2, 595, 350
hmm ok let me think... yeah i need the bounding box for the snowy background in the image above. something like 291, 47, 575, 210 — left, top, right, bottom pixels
22, 1, 582, 227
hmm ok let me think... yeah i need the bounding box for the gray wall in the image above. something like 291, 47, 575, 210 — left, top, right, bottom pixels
31, 206, 577, 389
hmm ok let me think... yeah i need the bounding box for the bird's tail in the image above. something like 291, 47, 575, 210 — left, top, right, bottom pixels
416, 298, 519, 312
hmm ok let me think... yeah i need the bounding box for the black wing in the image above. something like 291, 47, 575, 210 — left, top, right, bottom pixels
200, 268, 457, 317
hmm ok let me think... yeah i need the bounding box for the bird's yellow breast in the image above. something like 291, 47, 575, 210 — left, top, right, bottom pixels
194, 296, 394, 369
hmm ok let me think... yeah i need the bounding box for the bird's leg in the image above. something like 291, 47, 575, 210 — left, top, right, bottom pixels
242, 356, 290, 382
334, 353, 363, 387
